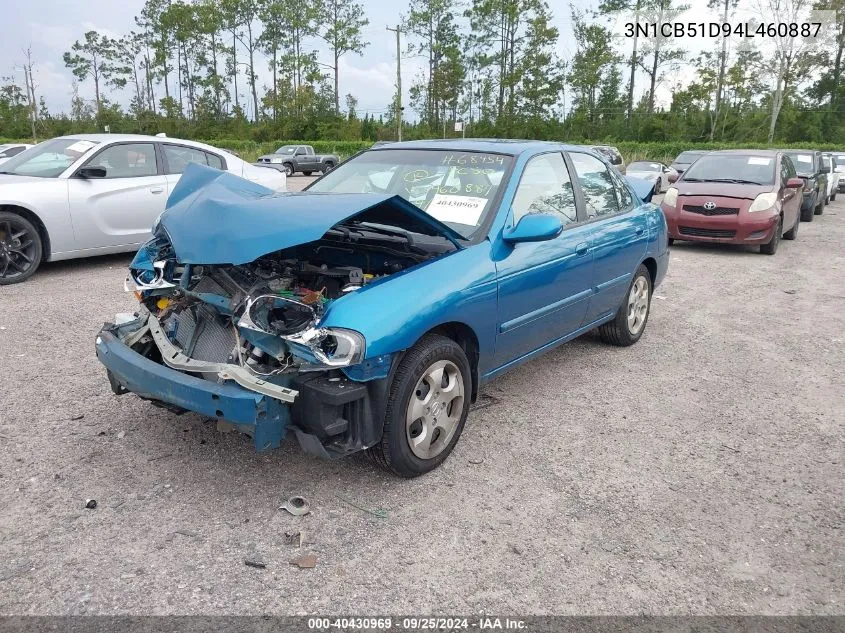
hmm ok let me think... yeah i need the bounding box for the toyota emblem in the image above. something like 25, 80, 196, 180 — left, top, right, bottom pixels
703, 201, 717, 210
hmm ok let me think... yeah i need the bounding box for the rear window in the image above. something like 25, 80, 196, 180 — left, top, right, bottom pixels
627, 161, 661, 172
681, 154, 776, 185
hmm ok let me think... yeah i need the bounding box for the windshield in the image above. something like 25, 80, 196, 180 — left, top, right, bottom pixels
784, 152, 815, 176
674, 151, 706, 164
275, 146, 297, 154
681, 154, 776, 185
627, 161, 661, 172
0, 138, 99, 178
307, 149, 513, 239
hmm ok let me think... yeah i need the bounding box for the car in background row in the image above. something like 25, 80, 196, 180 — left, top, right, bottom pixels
624, 161, 678, 195
660, 150, 802, 255
833, 151, 845, 193
783, 149, 827, 221
670, 150, 709, 176
0, 143, 34, 165
821, 153, 837, 202
0, 134, 286, 285
590, 145, 624, 170
255, 144, 339, 176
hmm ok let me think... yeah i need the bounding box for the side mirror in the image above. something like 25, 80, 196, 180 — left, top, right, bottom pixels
503, 213, 563, 244
667, 173, 678, 183
78, 166, 107, 179
786, 177, 804, 189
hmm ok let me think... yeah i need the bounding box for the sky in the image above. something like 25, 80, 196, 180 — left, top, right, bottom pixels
1, 0, 836, 122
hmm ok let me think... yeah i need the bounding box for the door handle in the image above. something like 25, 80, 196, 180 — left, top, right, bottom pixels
635, 227, 645, 236
150, 186, 165, 194
575, 242, 589, 256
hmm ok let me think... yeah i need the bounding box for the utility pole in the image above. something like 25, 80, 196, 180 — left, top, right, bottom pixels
386, 24, 403, 141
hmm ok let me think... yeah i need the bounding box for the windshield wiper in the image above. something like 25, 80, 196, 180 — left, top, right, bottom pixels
335, 221, 429, 255
704, 178, 763, 185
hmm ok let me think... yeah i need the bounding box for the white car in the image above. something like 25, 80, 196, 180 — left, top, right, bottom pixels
821, 153, 837, 203
832, 151, 845, 195
0, 134, 286, 284
624, 160, 677, 194
0, 143, 34, 165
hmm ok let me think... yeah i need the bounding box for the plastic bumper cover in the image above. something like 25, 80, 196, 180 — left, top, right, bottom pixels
95, 328, 291, 451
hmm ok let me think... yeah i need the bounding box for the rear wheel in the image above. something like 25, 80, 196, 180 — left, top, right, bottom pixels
0, 212, 43, 285
599, 264, 652, 347
368, 334, 471, 477
760, 216, 781, 255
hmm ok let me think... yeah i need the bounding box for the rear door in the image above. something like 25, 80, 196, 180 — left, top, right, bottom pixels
161, 143, 227, 194
494, 152, 594, 365
567, 151, 648, 322
66, 141, 167, 250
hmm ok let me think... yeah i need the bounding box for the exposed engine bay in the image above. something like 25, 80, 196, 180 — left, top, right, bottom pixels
125, 227, 454, 388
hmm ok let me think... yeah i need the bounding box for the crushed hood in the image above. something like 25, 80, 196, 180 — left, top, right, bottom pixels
625, 176, 656, 203
158, 163, 464, 264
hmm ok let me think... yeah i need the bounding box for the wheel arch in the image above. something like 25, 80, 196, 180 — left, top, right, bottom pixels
0, 204, 51, 261
641, 256, 657, 287
419, 321, 480, 403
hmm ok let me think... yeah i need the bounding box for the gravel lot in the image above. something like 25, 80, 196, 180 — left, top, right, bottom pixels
0, 177, 842, 615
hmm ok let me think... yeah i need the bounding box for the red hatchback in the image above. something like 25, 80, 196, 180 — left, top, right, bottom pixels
660, 150, 803, 255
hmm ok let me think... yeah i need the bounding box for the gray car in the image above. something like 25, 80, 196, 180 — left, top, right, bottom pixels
0, 134, 286, 285
255, 144, 339, 176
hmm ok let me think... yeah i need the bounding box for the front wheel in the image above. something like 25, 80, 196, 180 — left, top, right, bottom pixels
599, 264, 652, 347
760, 215, 781, 255
368, 334, 471, 477
831, 189, 837, 201
283, 163, 294, 177
322, 162, 335, 173
815, 192, 824, 215
0, 212, 43, 285
783, 211, 799, 241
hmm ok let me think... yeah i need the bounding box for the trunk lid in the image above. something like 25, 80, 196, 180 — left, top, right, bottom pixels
159, 163, 465, 264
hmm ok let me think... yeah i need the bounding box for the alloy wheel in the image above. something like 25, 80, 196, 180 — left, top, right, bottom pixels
0, 218, 38, 282
405, 359, 465, 460
627, 276, 649, 335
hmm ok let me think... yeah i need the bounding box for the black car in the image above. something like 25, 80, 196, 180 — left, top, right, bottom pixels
783, 150, 827, 221
670, 150, 709, 176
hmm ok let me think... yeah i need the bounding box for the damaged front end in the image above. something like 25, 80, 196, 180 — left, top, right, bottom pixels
96, 163, 461, 456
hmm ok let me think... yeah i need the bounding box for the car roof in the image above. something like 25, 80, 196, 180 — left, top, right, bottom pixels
782, 149, 818, 154
377, 138, 587, 156
706, 149, 781, 157
57, 133, 230, 154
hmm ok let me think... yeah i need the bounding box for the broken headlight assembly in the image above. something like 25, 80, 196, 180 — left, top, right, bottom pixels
237, 294, 366, 368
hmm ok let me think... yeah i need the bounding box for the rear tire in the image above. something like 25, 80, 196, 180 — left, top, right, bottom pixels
599, 264, 652, 347
760, 216, 781, 255
367, 334, 471, 478
0, 212, 43, 285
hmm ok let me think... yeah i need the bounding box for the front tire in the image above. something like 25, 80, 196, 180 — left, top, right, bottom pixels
283, 163, 294, 177
815, 192, 824, 215
831, 189, 837, 201
599, 264, 652, 347
302, 171, 313, 176
760, 216, 781, 255
0, 212, 43, 285
368, 334, 471, 478
783, 210, 799, 240
322, 162, 335, 174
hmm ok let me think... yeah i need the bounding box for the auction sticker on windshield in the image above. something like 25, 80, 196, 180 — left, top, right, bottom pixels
426, 194, 487, 225
748, 157, 772, 165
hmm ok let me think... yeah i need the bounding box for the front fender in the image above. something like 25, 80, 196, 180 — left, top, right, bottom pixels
320, 243, 498, 371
